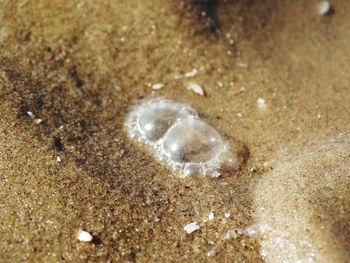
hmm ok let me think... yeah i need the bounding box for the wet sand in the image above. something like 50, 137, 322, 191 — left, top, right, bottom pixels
254, 134, 350, 262
0, 0, 350, 262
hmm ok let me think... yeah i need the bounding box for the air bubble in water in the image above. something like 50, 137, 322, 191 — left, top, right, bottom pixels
126, 99, 197, 142
125, 98, 237, 178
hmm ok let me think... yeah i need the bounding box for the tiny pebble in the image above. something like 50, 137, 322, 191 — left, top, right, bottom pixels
318, 0, 330, 15
250, 166, 257, 172
208, 212, 215, 221
216, 81, 223, 87
237, 63, 248, 68
152, 83, 164, 90
207, 249, 217, 257
77, 230, 93, 242
56, 156, 61, 162
184, 222, 200, 234
224, 213, 231, 218
185, 68, 198, 78
257, 97, 266, 107
186, 82, 204, 96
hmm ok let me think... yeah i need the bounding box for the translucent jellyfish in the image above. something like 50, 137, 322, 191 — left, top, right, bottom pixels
125, 98, 237, 178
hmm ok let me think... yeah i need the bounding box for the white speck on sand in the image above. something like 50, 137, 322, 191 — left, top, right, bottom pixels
173, 74, 182, 80
211, 171, 221, 178
250, 166, 257, 172
208, 212, 215, 221
224, 213, 231, 218
216, 81, 223, 87
245, 224, 269, 237
224, 229, 245, 240
77, 230, 93, 242
185, 68, 198, 78
237, 112, 243, 118
257, 97, 267, 107
318, 0, 330, 15
240, 86, 246, 92
27, 111, 34, 117
114, 85, 122, 92
35, 118, 42, 124
56, 156, 62, 162
184, 222, 200, 234
237, 62, 248, 68
186, 82, 204, 96
207, 249, 217, 257
151, 83, 164, 90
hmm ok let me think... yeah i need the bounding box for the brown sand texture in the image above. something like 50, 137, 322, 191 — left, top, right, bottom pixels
0, 0, 350, 262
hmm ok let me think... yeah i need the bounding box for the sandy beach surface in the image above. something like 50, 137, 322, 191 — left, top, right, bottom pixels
0, 0, 349, 262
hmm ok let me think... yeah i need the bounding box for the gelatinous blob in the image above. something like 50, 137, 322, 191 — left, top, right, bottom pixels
126, 98, 237, 178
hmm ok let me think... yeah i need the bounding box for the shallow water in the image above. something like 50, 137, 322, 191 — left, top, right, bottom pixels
0, 0, 350, 262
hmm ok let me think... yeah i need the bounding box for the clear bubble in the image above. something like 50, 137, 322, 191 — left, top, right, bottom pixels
125, 98, 238, 178
161, 118, 223, 163
126, 99, 197, 142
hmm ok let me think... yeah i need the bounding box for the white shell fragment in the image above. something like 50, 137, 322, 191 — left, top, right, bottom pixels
35, 118, 42, 124
186, 82, 204, 96
151, 83, 164, 90
318, 0, 331, 15
185, 68, 198, 78
208, 212, 215, 221
257, 97, 266, 108
126, 98, 237, 178
184, 222, 200, 234
77, 230, 93, 242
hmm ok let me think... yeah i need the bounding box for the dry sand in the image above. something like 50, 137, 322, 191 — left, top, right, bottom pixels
0, 0, 349, 262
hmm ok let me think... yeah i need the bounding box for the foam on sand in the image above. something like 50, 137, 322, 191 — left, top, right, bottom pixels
253, 134, 350, 262
125, 98, 238, 178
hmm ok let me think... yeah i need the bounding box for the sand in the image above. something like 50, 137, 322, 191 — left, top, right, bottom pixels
0, 0, 349, 262
254, 134, 350, 262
